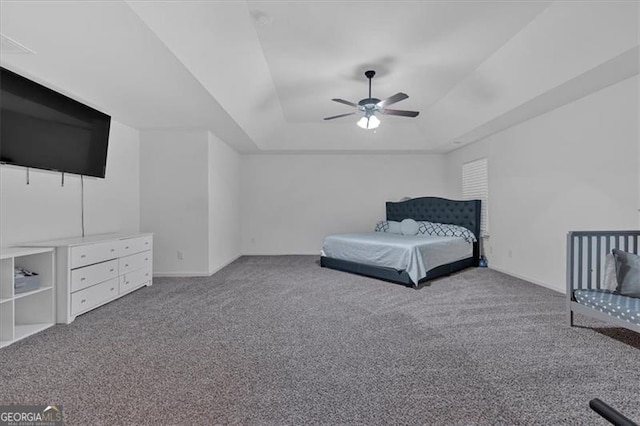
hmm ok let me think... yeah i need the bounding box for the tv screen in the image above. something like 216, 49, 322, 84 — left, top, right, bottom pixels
0, 67, 111, 178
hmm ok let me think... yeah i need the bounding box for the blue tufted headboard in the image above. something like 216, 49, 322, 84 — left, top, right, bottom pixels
386, 197, 481, 263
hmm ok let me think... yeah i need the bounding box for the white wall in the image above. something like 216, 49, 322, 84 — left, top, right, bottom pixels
140, 130, 210, 276
445, 76, 639, 293
422, 1, 639, 148
240, 154, 448, 254
0, 120, 140, 248
208, 132, 241, 274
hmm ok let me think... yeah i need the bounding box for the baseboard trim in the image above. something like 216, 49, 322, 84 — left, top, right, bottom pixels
208, 254, 241, 276
241, 252, 321, 256
489, 265, 564, 294
153, 255, 242, 278
153, 272, 211, 278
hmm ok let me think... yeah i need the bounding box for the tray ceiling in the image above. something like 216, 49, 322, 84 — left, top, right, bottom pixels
1, 1, 636, 153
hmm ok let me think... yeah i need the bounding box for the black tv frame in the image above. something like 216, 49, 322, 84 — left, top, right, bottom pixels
0, 67, 111, 178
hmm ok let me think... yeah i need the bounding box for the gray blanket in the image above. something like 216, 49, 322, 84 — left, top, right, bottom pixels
321, 232, 473, 283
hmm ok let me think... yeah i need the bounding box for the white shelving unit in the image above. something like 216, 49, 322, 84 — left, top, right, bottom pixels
0, 247, 55, 348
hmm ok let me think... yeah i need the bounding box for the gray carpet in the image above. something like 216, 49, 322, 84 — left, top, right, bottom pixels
1, 256, 639, 425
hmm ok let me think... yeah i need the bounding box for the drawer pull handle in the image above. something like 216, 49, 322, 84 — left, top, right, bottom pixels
81, 299, 86, 304
80, 277, 86, 281
145, 258, 149, 261
110, 287, 115, 291
110, 248, 115, 252
125, 246, 130, 250
145, 242, 149, 245
126, 281, 130, 285
145, 273, 149, 277
125, 264, 129, 267
80, 254, 86, 258
110, 269, 114, 272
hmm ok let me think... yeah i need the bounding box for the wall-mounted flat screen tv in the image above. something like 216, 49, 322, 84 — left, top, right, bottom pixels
0, 67, 111, 178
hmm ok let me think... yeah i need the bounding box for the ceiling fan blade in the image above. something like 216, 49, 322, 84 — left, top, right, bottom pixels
381, 109, 420, 118
331, 98, 358, 108
377, 92, 409, 108
324, 112, 356, 120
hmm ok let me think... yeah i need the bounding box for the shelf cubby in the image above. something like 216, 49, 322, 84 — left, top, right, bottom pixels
0, 302, 14, 348
0, 247, 55, 348
0, 257, 14, 301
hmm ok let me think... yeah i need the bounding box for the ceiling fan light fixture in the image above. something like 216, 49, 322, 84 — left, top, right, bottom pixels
357, 114, 380, 130
325, 70, 419, 125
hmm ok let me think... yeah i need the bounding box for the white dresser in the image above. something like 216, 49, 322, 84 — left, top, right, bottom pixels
26, 233, 153, 324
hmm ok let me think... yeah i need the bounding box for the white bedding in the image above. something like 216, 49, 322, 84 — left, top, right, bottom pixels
321, 232, 473, 284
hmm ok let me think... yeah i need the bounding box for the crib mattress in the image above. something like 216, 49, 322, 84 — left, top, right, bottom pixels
574, 289, 640, 326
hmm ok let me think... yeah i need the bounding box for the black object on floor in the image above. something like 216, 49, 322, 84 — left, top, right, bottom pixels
589, 398, 639, 426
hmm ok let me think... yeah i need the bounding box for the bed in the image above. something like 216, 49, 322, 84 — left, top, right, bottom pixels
320, 197, 481, 287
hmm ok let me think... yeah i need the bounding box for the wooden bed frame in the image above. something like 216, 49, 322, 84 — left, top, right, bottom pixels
320, 196, 481, 287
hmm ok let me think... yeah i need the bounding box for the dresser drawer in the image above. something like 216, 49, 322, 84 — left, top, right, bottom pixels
70, 242, 119, 269
119, 266, 152, 294
70, 278, 119, 316
70, 259, 118, 292
118, 236, 152, 257
119, 251, 151, 275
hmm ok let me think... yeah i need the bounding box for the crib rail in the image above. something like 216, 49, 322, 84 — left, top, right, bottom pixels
566, 231, 640, 295
566, 230, 640, 331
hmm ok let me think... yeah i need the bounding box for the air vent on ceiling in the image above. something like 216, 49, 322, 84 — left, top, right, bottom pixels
0, 34, 35, 55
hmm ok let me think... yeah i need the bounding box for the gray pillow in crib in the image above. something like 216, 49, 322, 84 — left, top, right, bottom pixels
612, 249, 640, 298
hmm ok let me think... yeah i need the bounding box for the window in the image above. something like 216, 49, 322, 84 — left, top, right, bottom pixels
462, 158, 489, 236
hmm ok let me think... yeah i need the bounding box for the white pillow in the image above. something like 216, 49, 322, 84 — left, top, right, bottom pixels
400, 218, 419, 236
387, 221, 402, 234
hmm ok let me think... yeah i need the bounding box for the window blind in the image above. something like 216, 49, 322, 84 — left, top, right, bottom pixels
462, 158, 489, 236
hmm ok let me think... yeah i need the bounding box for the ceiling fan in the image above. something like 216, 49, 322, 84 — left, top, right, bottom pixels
324, 70, 419, 129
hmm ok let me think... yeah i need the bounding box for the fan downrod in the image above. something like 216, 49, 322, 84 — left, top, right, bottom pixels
364, 70, 376, 101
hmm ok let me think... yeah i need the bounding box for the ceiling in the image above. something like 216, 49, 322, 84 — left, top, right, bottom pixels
1, 1, 637, 154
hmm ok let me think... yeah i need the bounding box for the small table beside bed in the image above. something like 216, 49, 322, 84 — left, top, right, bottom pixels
320, 197, 481, 288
